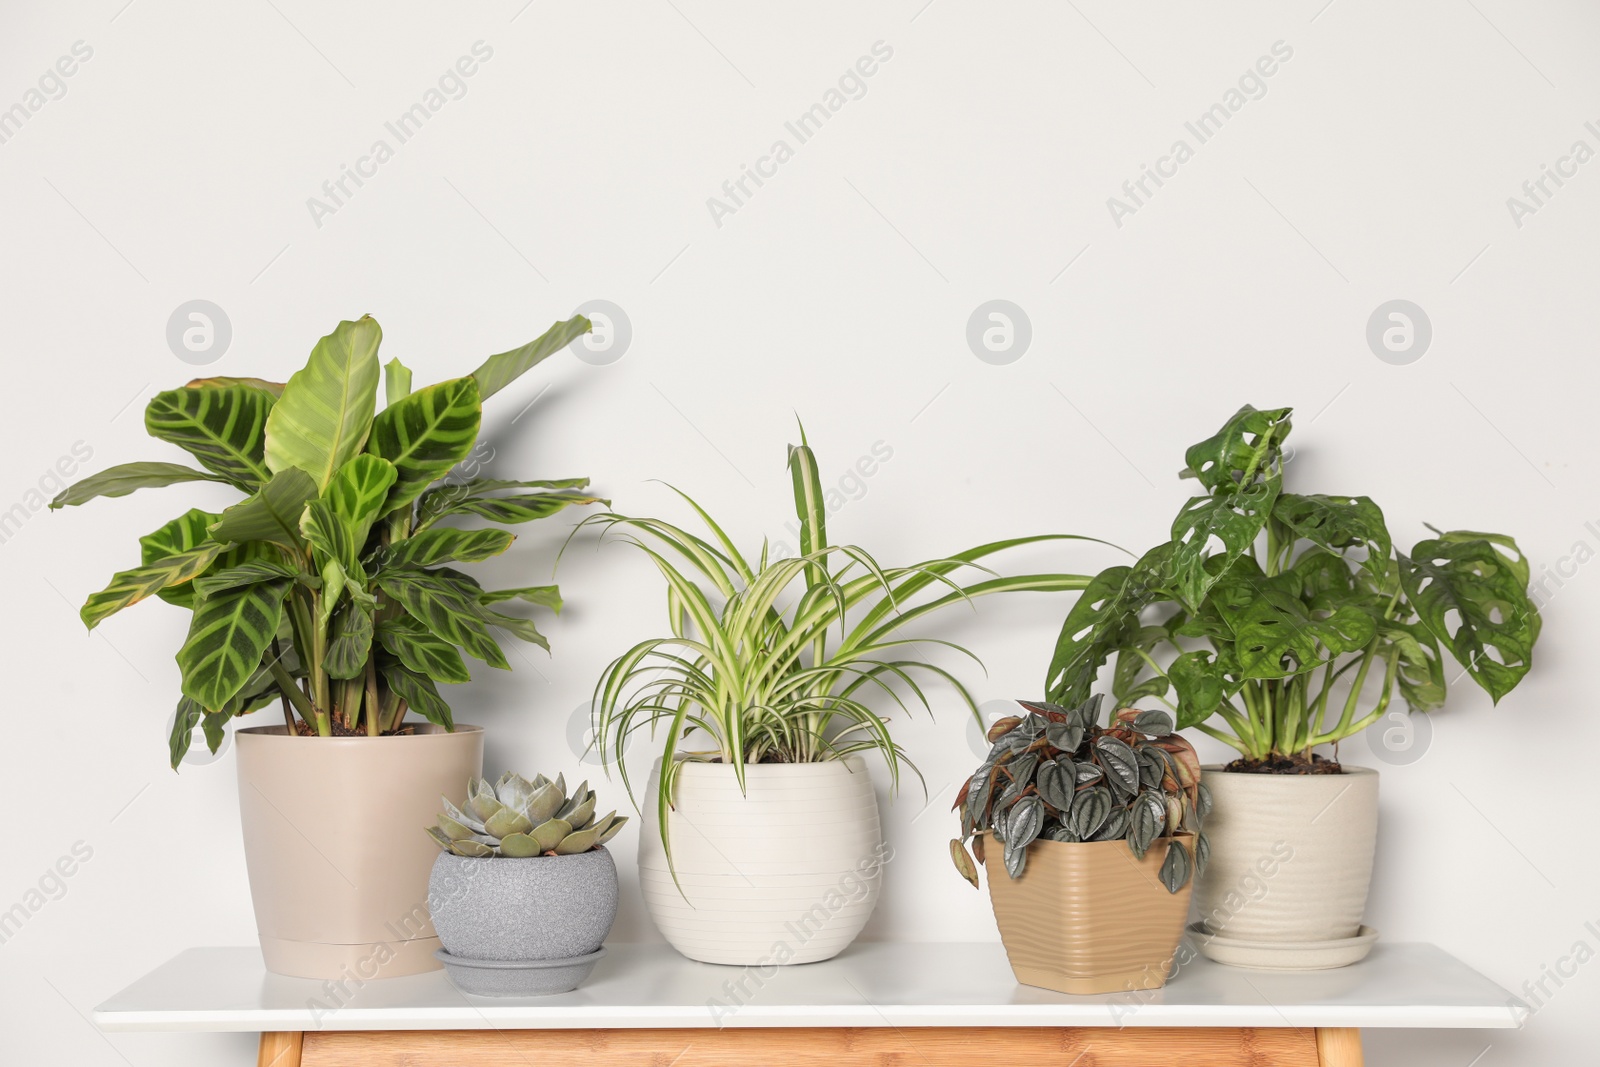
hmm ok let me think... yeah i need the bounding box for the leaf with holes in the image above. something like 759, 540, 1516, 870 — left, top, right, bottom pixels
1400, 534, 1539, 703
1274, 493, 1392, 585
1379, 620, 1447, 713
1179, 403, 1293, 494
1170, 481, 1279, 612
177, 579, 291, 709
264, 316, 382, 489
1044, 542, 1174, 705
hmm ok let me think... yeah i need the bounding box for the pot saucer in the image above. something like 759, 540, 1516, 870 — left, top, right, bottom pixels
1187, 922, 1378, 970
434, 946, 606, 997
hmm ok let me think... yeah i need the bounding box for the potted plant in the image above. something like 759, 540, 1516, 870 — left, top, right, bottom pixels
1043, 404, 1540, 968
426, 771, 626, 996
52, 314, 602, 978
949, 696, 1204, 994
586, 429, 1092, 965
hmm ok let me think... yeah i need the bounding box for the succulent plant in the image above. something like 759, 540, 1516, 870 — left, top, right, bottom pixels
428, 772, 627, 858
949, 696, 1209, 894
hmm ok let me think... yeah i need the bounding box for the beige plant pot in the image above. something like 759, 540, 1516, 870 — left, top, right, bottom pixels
983, 833, 1194, 995
637, 757, 884, 966
1191, 766, 1378, 948
235, 724, 483, 979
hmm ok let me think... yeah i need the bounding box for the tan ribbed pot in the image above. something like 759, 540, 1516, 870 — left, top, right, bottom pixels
1192, 766, 1378, 946
638, 757, 884, 965
983, 833, 1194, 995
236, 724, 483, 979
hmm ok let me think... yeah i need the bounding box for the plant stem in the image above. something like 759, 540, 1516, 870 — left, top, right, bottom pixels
364, 660, 381, 737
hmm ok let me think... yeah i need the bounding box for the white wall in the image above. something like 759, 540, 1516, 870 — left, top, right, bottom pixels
1, 2, 1596, 1063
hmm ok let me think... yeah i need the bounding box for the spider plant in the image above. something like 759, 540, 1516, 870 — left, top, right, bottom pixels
584, 428, 1095, 869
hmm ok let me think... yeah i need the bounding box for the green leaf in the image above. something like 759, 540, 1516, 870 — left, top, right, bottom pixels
324, 601, 374, 679
479, 585, 562, 612
374, 528, 514, 569
1170, 649, 1233, 728
380, 660, 454, 728
177, 579, 291, 709
140, 509, 224, 608
377, 569, 509, 668
169, 697, 205, 769
50, 462, 231, 510
144, 384, 275, 489
1225, 579, 1376, 680
1274, 493, 1392, 584
468, 315, 590, 400
376, 614, 472, 683
301, 499, 365, 622
384, 357, 412, 405
1044, 544, 1173, 705
209, 468, 318, 548
1170, 482, 1279, 612
420, 490, 601, 527
185, 375, 284, 397
1400, 535, 1539, 703
1112, 624, 1170, 704
323, 455, 397, 548
787, 428, 829, 590
1179, 404, 1293, 493
366, 377, 482, 516
194, 559, 299, 598
478, 608, 549, 651
415, 477, 592, 528
81, 544, 227, 629
264, 316, 382, 489
1379, 621, 1447, 713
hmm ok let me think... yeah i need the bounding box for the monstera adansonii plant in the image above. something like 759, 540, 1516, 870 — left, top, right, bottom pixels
1043, 404, 1541, 769
52, 315, 602, 765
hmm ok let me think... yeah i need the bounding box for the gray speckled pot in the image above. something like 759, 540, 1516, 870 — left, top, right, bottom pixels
428, 847, 619, 964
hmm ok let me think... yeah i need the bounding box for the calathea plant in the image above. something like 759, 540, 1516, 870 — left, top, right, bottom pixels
428, 772, 628, 858
950, 696, 1207, 893
53, 315, 601, 764
1044, 404, 1540, 768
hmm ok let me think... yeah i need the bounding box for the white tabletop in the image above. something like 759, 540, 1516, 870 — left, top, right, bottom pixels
93, 941, 1518, 1033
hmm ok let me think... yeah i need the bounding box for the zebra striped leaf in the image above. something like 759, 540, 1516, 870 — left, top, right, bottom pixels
264, 316, 382, 489
374, 528, 513, 569
421, 490, 600, 527
376, 568, 508, 669
177, 579, 291, 709
376, 613, 472, 683
367, 377, 481, 517
324, 455, 397, 548
324, 601, 374, 679
81, 543, 227, 629
144, 384, 275, 490
380, 660, 454, 728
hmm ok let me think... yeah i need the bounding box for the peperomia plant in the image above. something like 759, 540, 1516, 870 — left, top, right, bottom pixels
53, 315, 602, 765
950, 696, 1207, 893
1043, 404, 1541, 769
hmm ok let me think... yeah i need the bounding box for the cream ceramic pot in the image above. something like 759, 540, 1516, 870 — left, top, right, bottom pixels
1192, 766, 1378, 945
638, 757, 884, 965
236, 724, 483, 979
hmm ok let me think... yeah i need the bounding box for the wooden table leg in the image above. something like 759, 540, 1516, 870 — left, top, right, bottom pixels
1316, 1027, 1363, 1066
258, 1031, 304, 1067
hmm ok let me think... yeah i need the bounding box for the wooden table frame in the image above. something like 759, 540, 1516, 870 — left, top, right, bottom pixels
258, 1024, 1365, 1066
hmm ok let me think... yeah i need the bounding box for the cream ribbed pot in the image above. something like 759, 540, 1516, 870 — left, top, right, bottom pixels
1192, 766, 1379, 947
638, 756, 885, 965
